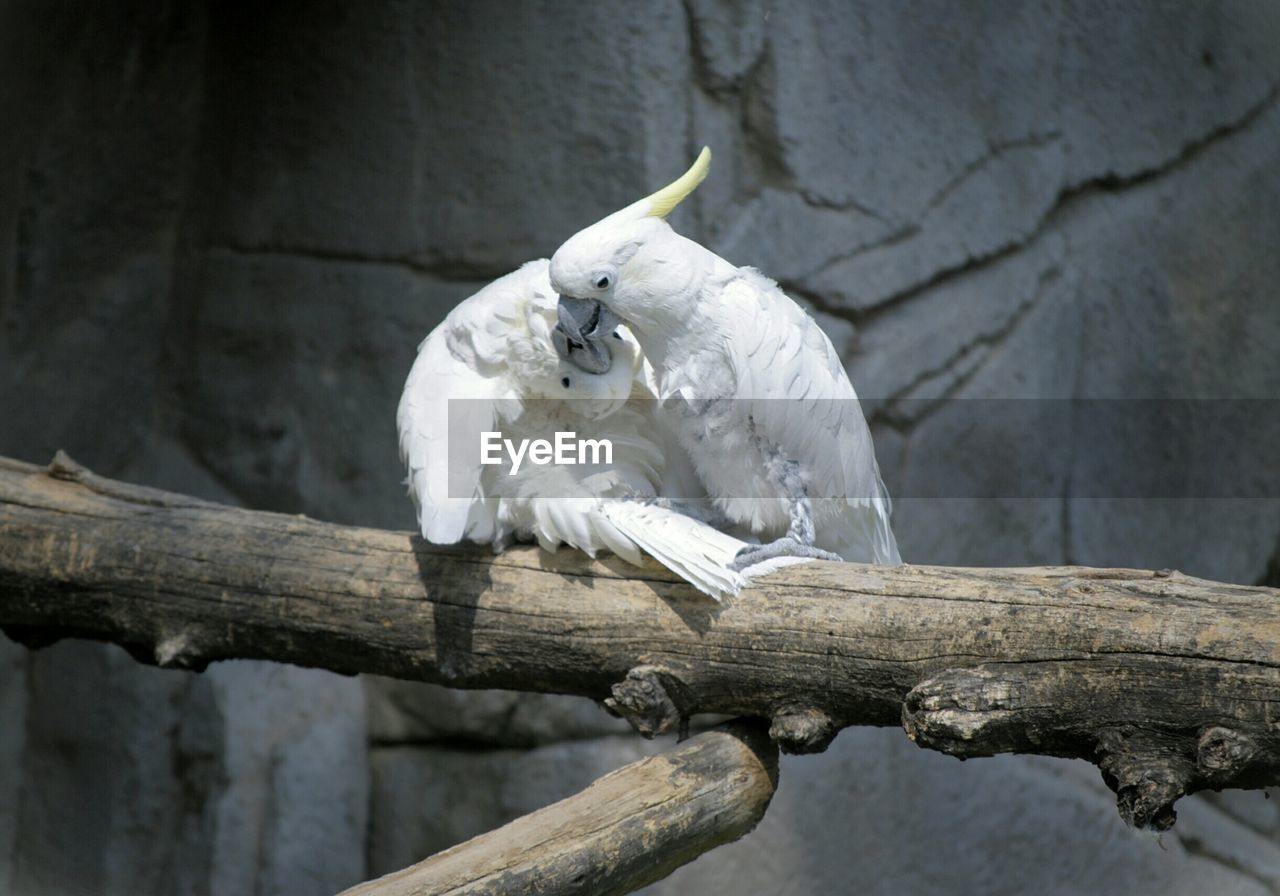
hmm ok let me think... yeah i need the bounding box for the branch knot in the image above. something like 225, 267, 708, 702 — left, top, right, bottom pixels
770, 707, 838, 754
1197, 726, 1256, 777
604, 665, 691, 738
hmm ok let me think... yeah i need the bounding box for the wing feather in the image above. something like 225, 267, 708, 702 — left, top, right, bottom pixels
600, 502, 748, 600
397, 266, 546, 543
725, 269, 901, 564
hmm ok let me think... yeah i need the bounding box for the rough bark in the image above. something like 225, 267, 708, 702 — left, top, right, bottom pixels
2, 453, 1279, 829
341, 719, 777, 896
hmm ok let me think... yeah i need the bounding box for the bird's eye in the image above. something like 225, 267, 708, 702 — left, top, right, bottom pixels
594, 274, 611, 289
561, 376, 571, 388
612, 331, 622, 340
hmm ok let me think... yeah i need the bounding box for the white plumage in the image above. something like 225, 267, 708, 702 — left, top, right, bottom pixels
396, 258, 756, 598
550, 149, 901, 566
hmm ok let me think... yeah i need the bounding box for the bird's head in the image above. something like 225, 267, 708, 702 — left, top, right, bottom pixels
544, 324, 641, 420
517, 273, 642, 421
551, 148, 712, 373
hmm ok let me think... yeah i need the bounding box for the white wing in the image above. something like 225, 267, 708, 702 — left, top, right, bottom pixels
397, 266, 542, 544
726, 269, 901, 564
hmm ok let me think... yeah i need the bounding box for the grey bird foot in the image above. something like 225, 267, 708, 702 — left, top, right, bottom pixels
729, 537, 843, 571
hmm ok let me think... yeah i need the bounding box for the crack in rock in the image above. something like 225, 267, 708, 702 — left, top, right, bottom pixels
809, 79, 1280, 322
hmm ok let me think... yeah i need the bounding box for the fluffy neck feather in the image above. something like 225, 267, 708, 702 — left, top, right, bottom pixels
613, 230, 735, 333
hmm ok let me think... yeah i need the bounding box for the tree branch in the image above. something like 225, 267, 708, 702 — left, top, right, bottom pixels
340, 719, 776, 896
2, 453, 1278, 829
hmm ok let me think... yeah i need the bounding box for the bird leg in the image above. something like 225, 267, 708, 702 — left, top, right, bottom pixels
729, 455, 843, 571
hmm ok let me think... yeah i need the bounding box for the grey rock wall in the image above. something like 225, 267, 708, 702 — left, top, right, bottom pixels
0, 639, 25, 895
1, 1, 1277, 894
647, 730, 1278, 896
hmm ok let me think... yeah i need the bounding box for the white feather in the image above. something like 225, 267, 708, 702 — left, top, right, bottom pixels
599, 501, 748, 600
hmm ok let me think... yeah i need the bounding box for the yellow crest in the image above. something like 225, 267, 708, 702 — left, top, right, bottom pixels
645, 147, 712, 219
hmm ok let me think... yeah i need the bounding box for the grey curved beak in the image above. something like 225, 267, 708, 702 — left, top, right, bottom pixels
557, 296, 620, 342
555, 296, 621, 375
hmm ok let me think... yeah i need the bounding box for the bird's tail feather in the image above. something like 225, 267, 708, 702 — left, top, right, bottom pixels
599, 502, 748, 601
868, 496, 901, 565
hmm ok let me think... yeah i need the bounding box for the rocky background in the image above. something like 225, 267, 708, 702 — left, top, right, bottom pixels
2, 1, 1279, 894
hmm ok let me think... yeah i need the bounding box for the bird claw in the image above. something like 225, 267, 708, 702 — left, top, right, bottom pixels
729, 537, 843, 572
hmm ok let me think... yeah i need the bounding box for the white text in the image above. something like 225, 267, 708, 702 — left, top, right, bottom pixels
480, 432, 612, 475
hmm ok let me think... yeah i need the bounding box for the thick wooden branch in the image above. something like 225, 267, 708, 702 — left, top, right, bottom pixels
2, 453, 1279, 829
340, 719, 776, 896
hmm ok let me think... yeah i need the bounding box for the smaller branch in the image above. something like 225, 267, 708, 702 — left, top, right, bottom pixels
339, 719, 778, 896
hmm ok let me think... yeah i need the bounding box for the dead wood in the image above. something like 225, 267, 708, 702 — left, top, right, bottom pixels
339, 719, 776, 896
2, 452, 1278, 829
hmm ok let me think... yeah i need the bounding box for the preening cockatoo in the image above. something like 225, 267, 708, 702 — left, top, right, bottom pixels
396, 258, 751, 598
551, 149, 901, 567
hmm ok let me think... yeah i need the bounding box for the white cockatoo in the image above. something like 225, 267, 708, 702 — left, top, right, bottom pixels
550, 149, 901, 568
396, 258, 753, 598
